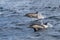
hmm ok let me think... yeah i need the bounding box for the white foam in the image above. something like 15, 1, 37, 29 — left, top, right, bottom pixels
38, 12, 46, 19
0, 12, 2, 14
47, 23, 53, 27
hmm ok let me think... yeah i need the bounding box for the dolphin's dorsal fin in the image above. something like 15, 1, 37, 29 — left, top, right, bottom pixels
36, 11, 38, 14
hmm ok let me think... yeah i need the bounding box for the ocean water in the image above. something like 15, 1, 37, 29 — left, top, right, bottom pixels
0, 0, 60, 40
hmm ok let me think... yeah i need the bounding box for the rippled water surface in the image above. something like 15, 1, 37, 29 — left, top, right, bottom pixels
0, 0, 60, 40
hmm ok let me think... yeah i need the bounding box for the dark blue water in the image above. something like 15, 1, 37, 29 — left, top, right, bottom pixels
0, 0, 60, 40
